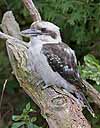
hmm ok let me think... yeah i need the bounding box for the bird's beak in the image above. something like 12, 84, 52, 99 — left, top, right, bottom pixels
21, 28, 42, 37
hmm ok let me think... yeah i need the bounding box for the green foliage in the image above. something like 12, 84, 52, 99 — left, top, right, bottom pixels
83, 108, 100, 128
12, 103, 42, 128
0, 46, 11, 83
37, 0, 100, 44
80, 54, 100, 91
90, 114, 100, 128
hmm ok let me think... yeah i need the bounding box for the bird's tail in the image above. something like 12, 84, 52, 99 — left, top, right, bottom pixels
75, 91, 95, 117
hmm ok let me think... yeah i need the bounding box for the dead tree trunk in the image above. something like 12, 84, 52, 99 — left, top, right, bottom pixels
0, 0, 100, 127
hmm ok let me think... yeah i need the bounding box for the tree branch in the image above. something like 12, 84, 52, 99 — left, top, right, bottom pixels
22, 0, 41, 21
1, 11, 22, 40
82, 80, 100, 107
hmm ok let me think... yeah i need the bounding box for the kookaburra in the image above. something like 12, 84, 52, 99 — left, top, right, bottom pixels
21, 21, 94, 116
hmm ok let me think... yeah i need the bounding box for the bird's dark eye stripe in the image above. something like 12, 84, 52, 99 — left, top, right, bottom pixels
41, 28, 46, 32
50, 31, 57, 39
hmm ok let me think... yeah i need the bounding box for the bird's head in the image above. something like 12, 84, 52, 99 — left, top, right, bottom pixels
21, 21, 62, 43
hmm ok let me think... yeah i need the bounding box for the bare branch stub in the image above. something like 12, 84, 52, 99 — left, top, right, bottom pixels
22, 0, 41, 21
83, 80, 100, 107
1, 11, 22, 40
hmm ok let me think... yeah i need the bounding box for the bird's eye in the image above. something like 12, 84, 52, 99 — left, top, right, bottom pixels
41, 28, 46, 32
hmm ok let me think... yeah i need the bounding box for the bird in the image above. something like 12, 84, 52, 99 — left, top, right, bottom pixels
21, 21, 95, 117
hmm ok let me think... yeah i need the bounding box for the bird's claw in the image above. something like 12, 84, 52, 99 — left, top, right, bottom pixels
42, 84, 53, 89
36, 80, 44, 86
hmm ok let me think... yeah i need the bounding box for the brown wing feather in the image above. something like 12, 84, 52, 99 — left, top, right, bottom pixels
42, 43, 83, 88
42, 43, 77, 68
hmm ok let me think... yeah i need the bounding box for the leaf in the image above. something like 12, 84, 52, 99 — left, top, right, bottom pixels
84, 54, 99, 66
27, 123, 34, 128
12, 115, 22, 121
26, 102, 31, 111
67, 19, 75, 26
33, 124, 41, 128
80, 54, 100, 88
31, 117, 37, 122
11, 122, 25, 128
29, 109, 33, 112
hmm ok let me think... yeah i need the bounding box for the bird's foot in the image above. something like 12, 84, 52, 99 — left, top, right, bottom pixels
42, 84, 53, 89
36, 80, 44, 86
36, 80, 53, 89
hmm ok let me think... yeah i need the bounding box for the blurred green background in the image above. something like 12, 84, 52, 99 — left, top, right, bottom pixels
0, 0, 100, 128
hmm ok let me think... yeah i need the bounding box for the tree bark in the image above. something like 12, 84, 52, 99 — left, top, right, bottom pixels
22, 0, 41, 21
0, 0, 99, 127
